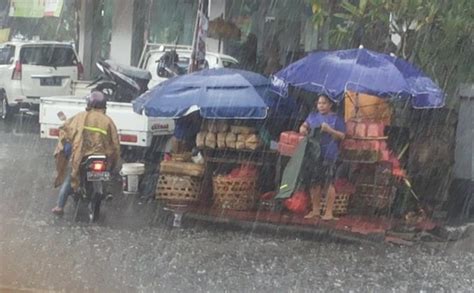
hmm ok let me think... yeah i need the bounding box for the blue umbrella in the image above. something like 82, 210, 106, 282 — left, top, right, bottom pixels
133, 68, 294, 119
271, 48, 444, 108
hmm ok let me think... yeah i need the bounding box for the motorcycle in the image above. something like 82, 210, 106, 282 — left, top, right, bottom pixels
89, 60, 152, 103
56, 112, 112, 223
72, 154, 111, 223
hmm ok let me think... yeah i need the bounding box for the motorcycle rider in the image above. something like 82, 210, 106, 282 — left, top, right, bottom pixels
52, 91, 121, 215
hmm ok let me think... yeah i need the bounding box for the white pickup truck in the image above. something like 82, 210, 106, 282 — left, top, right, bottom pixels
39, 43, 238, 148
138, 43, 239, 88
39, 96, 174, 147
39, 60, 176, 148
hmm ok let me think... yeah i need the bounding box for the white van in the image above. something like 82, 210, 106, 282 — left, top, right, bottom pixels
0, 41, 83, 119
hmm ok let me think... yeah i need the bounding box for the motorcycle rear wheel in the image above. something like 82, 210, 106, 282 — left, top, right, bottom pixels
89, 193, 102, 223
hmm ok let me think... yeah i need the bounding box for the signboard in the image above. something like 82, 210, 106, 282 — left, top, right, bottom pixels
9, 0, 63, 18
0, 28, 10, 42
44, 0, 63, 17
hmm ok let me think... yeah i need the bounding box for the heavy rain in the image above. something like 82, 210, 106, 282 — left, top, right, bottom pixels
0, 0, 473, 292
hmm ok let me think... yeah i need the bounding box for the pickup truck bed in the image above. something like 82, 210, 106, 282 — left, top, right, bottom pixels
39, 96, 175, 147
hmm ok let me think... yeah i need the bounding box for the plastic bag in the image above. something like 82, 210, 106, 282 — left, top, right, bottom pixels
228, 165, 257, 178
284, 191, 310, 214
245, 134, 261, 150
217, 132, 227, 149
225, 133, 237, 149
205, 132, 217, 149
196, 132, 207, 148
236, 134, 248, 150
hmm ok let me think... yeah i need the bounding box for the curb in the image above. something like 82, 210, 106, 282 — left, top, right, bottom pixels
176, 210, 386, 245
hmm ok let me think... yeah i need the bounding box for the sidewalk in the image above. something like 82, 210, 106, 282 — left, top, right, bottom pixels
169, 206, 441, 245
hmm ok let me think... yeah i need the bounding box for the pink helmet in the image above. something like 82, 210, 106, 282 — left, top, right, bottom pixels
86, 91, 107, 109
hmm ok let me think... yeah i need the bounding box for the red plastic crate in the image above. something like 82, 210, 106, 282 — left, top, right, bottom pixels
278, 142, 297, 156
346, 120, 357, 136
289, 132, 305, 145
355, 123, 367, 137
347, 120, 386, 138
279, 131, 298, 145
367, 122, 385, 137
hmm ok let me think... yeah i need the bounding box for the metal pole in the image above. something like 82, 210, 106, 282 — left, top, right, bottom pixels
189, 0, 203, 73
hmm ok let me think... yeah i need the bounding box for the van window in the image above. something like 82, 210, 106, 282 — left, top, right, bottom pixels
20, 45, 78, 67
0, 45, 15, 65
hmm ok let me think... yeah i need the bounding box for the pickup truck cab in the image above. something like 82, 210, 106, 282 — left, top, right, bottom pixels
138, 43, 239, 88
0, 41, 83, 119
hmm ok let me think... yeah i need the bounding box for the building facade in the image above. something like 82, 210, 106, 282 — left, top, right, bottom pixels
77, 0, 319, 78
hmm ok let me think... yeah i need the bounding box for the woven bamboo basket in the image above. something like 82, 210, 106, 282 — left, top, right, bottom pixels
212, 175, 257, 210
320, 192, 351, 216
351, 184, 396, 211
171, 152, 192, 162
155, 174, 201, 204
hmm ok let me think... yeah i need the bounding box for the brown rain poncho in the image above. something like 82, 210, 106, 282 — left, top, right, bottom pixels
54, 109, 121, 191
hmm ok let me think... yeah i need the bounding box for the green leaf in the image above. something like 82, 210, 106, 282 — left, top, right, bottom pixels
333, 13, 354, 20
359, 0, 369, 13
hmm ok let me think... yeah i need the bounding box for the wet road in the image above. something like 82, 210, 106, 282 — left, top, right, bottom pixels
0, 117, 473, 292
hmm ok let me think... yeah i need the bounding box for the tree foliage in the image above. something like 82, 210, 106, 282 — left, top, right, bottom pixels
308, 0, 474, 102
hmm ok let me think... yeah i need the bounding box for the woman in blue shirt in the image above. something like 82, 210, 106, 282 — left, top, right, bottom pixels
299, 94, 346, 220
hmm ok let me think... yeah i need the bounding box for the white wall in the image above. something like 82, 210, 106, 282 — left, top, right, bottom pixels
78, 0, 94, 78
110, 0, 134, 65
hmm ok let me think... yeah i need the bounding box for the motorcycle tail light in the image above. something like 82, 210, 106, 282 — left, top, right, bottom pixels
90, 160, 107, 172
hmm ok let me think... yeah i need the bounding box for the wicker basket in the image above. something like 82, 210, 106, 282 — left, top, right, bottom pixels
155, 174, 201, 204
351, 184, 396, 211
160, 160, 205, 177
171, 152, 192, 162
320, 192, 351, 216
212, 175, 257, 210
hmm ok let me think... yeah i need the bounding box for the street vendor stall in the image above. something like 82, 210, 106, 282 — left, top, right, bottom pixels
271, 47, 445, 220
129, 50, 446, 241
132, 68, 291, 223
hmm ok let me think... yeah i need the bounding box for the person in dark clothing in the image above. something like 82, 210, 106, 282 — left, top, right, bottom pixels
299, 94, 346, 220
171, 113, 201, 154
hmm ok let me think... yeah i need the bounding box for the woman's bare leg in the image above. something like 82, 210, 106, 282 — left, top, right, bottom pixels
321, 184, 338, 220
305, 185, 322, 218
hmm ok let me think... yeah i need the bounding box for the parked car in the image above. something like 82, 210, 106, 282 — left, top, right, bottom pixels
0, 41, 83, 119
138, 43, 239, 88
